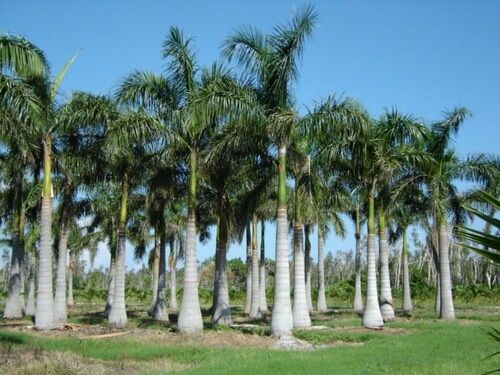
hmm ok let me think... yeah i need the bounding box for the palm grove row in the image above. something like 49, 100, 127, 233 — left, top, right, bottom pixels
1, 5, 498, 335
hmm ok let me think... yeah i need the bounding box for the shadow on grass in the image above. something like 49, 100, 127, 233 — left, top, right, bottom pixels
0, 331, 27, 345
69, 311, 107, 325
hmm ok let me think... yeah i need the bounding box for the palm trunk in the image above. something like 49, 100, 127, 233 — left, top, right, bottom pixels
395, 245, 402, 289
244, 224, 252, 314
438, 219, 455, 319
152, 229, 168, 321
169, 245, 178, 310
178, 150, 203, 334
402, 228, 412, 314
353, 207, 364, 314
378, 212, 394, 321
104, 252, 116, 316
316, 228, 327, 312
54, 220, 68, 323
67, 253, 74, 307
435, 277, 441, 316
149, 234, 160, 313
249, 215, 261, 318
292, 224, 311, 327
25, 252, 36, 316
430, 219, 441, 316
259, 220, 268, 313
108, 176, 129, 327
4, 176, 25, 319
271, 146, 293, 336
304, 224, 313, 313
292, 175, 310, 328
212, 214, 232, 324
362, 191, 383, 329
4, 222, 23, 318
35, 137, 55, 330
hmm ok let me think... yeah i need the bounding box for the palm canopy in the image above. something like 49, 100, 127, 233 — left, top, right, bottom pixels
223, 4, 317, 111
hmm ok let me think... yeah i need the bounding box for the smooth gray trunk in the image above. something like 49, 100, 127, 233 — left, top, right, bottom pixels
316, 231, 327, 312
259, 221, 268, 313
67, 253, 74, 307
25, 252, 36, 316
304, 225, 313, 313
212, 231, 232, 324
108, 231, 127, 327
353, 232, 364, 314
439, 222, 455, 319
244, 225, 252, 314
362, 232, 384, 329
104, 255, 115, 317
292, 225, 311, 328
402, 236, 412, 314
54, 224, 68, 323
249, 220, 261, 318
435, 277, 441, 316
169, 255, 177, 310
149, 236, 160, 313
271, 205, 294, 336
177, 211, 203, 333
35, 195, 55, 330
379, 228, 394, 321
152, 234, 168, 321
4, 230, 24, 319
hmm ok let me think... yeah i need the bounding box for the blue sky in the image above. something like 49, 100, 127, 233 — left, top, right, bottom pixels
1, 1, 499, 270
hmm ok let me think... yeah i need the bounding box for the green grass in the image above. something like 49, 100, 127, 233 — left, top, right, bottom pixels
1, 307, 500, 374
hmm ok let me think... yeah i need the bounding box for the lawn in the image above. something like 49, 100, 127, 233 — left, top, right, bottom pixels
1, 304, 499, 374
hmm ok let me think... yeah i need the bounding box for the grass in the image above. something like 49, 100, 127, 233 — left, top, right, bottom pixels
1, 303, 500, 374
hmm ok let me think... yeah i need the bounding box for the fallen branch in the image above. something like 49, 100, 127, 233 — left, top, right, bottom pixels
81, 331, 130, 339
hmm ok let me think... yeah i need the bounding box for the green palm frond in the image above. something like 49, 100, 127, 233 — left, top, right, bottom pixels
116, 70, 179, 116
0, 34, 48, 77
162, 26, 197, 97
455, 190, 500, 263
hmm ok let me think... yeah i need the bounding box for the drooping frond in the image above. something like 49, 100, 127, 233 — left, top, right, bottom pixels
430, 107, 471, 156
162, 26, 197, 98
0, 34, 48, 77
116, 70, 180, 116
222, 25, 267, 79
267, 4, 318, 106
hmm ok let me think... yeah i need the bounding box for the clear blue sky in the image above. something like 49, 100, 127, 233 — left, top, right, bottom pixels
2, 1, 499, 270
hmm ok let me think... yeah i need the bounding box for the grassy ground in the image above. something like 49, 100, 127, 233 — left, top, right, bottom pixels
1, 302, 499, 374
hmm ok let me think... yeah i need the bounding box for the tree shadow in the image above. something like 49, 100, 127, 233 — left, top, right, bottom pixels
0, 332, 27, 345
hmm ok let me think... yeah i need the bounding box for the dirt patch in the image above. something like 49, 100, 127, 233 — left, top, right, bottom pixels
130, 328, 275, 348
0, 345, 188, 374
457, 319, 486, 326
335, 326, 413, 335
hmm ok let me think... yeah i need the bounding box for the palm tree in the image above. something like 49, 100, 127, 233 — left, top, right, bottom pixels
224, 5, 319, 336
87, 182, 120, 316
2, 38, 81, 329
1, 35, 48, 320
63, 92, 163, 327
105, 110, 163, 328
203, 122, 271, 323
374, 111, 428, 322
51, 100, 103, 323
351, 204, 364, 314
118, 29, 258, 333
423, 108, 471, 319
388, 186, 428, 315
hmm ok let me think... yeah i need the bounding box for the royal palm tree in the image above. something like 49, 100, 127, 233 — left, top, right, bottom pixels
203, 122, 271, 323
423, 108, 470, 320
1, 35, 47, 320
424, 114, 499, 319
223, 5, 319, 336
118, 29, 258, 333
